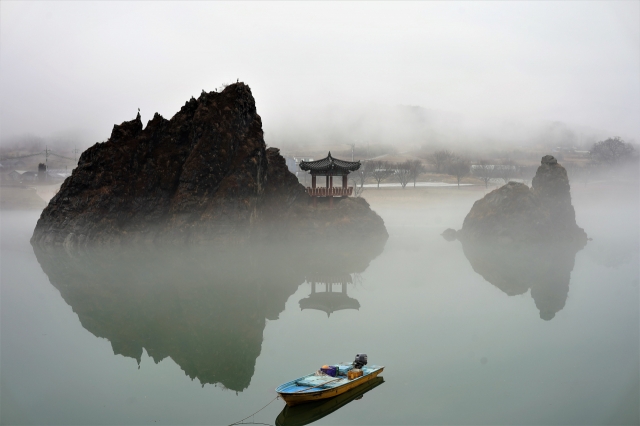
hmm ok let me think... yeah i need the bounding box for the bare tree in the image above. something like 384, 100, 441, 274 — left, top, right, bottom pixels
349, 160, 373, 197
426, 150, 455, 173
394, 161, 412, 189
473, 160, 495, 188
447, 156, 471, 188
371, 161, 394, 188
496, 159, 518, 184
408, 159, 426, 187
591, 137, 635, 165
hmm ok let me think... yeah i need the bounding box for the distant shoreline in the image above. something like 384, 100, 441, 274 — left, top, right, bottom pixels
362, 182, 475, 188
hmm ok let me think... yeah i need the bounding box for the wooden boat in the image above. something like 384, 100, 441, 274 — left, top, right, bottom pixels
275, 376, 384, 426
275, 362, 385, 406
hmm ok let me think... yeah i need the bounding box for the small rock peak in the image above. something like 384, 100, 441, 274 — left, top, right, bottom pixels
541, 155, 558, 165
109, 112, 143, 141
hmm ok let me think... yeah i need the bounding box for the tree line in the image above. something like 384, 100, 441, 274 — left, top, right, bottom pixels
425, 136, 638, 189
349, 159, 426, 195
319, 136, 637, 196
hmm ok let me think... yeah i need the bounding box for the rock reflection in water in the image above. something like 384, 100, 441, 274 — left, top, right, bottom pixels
32, 240, 384, 391
460, 241, 584, 320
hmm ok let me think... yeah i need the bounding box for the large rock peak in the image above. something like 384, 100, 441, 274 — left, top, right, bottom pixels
31, 83, 387, 249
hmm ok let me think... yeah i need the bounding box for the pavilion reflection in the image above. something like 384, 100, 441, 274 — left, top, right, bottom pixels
299, 274, 360, 317
32, 239, 385, 392
459, 241, 585, 320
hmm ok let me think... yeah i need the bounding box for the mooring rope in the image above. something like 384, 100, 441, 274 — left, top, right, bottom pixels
227, 396, 280, 426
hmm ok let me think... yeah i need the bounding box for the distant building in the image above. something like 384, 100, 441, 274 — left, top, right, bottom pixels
294, 157, 314, 174
38, 163, 47, 182
552, 146, 582, 154
8, 170, 38, 182
284, 156, 298, 174
470, 164, 517, 171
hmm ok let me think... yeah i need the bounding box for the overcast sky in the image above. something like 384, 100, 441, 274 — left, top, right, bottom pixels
1, 1, 638, 148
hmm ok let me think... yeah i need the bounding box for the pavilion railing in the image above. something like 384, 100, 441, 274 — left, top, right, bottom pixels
306, 187, 353, 197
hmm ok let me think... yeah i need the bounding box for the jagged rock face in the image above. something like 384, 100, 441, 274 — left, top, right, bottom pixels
31, 83, 387, 248
459, 155, 587, 245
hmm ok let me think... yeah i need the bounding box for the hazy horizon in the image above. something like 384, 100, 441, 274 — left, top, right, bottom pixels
1, 2, 639, 152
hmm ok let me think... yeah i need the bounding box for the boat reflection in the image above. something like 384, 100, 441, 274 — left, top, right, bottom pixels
275, 377, 384, 426
32, 240, 384, 391
460, 241, 584, 320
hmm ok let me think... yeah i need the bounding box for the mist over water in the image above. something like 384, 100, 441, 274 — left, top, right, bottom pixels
1, 2, 639, 424
1, 181, 637, 425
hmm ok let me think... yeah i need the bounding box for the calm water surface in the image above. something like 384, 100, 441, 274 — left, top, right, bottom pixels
1, 185, 638, 425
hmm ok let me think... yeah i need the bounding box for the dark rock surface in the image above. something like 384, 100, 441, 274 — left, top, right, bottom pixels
458, 155, 587, 245
31, 83, 387, 249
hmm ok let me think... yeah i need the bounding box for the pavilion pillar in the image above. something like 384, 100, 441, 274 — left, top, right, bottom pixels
329, 174, 334, 209
312, 175, 317, 207
311, 281, 316, 294
342, 175, 348, 198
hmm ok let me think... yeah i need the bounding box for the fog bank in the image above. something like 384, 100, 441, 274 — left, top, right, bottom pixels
1, 2, 638, 152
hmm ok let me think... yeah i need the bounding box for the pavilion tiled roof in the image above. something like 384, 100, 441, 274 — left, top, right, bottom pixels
299, 152, 361, 174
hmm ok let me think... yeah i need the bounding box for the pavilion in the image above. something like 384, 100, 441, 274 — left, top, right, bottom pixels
299, 152, 361, 208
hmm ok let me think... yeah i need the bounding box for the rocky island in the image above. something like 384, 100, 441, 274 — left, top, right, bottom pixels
444, 155, 588, 320
451, 155, 587, 246
31, 83, 387, 249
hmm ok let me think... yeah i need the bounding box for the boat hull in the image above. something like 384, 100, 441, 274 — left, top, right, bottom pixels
275, 377, 384, 426
278, 368, 384, 406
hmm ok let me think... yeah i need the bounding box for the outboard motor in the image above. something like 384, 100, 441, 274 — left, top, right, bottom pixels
353, 353, 368, 369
